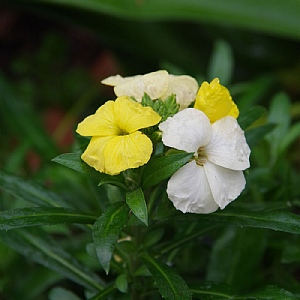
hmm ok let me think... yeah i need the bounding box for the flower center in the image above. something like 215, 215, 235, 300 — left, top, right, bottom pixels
195, 146, 207, 166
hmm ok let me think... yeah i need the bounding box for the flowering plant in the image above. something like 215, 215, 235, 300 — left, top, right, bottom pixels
63, 70, 252, 297
1, 68, 299, 300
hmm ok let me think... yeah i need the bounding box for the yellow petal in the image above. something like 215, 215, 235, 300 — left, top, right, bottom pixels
114, 70, 169, 101
76, 101, 122, 137
81, 136, 112, 174
114, 96, 161, 133
104, 132, 153, 175
81, 132, 153, 175
194, 78, 239, 123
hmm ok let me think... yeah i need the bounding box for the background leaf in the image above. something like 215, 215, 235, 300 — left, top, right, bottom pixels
238, 106, 267, 130
48, 287, 82, 300
0, 227, 104, 292
245, 123, 276, 148
4, 0, 300, 40
208, 39, 233, 85
244, 285, 297, 300
0, 207, 97, 230
0, 170, 70, 208
207, 227, 266, 291
190, 283, 297, 299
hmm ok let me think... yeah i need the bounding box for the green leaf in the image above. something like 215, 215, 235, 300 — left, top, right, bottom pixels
126, 188, 148, 226
0, 227, 104, 292
182, 208, 300, 235
0, 170, 69, 208
141, 252, 192, 300
88, 284, 116, 300
142, 152, 194, 189
278, 122, 300, 155
266, 92, 291, 161
0, 207, 97, 230
245, 123, 276, 148
207, 227, 266, 291
0, 74, 58, 159
52, 151, 102, 179
238, 105, 267, 130
53, 151, 126, 190
243, 285, 297, 299
190, 283, 296, 299
208, 39, 233, 86
92, 202, 129, 274
48, 287, 82, 300
189, 282, 234, 299
7, 0, 300, 40
237, 76, 275, 110
98, 176, 127, 190
115, 274, 128, 293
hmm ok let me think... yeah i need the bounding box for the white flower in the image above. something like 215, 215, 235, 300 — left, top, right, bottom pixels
101, 70, 198, 110
159, 108, 250, 214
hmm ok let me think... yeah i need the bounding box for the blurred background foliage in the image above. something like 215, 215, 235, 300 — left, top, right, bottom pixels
0, 1, 300, 299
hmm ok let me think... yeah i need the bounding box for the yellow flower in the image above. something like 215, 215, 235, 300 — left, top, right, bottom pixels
194, 78, 239, 123
76, 96, 161, 175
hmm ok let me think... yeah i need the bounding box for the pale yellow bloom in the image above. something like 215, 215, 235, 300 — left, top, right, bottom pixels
76, 96, 161, 175
101, 70, 198, 110
194, 78, 239, 123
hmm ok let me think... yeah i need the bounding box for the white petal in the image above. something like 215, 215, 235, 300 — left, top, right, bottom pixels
204, 161, 246, 209
101, 74, 141, 86
159, 108, 211, 153
206, 116, 250, 170
113, 70, 169, 101
161, 75, 198, 110
167, 161, 219, 214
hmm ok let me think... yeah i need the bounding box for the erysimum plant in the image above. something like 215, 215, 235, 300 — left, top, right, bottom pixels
1, 70, 299, 300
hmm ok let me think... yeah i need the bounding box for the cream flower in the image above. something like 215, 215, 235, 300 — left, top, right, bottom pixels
101, 70, 198, 110
194, 78, 239, 123
159, 108, 250, 214
76, 96, 161, 175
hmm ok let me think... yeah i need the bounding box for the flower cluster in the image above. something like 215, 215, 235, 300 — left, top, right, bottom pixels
77, 70, 250, 214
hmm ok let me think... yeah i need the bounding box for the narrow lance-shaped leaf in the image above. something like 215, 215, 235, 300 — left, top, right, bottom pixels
178, 208, 300, 235
238, 105, 267, 130
142, 151, 194, 189
126, 188, 148, 226
245, 123, 276, 148
189, 282, 234, 300
52, 151, 102, 180
0, 207, 97, 231
88, 284, 116, 300
208, 39, 233, 86
0, 170, 69, 208
190, 282, 297, 300
243, 285, 297, 300
52, 152, 126, 187
92, 202, 129, 274
0, 227, 104, 292
48, 287, 82, 300
8, 0, 300, 40
141, 252, 192, 300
